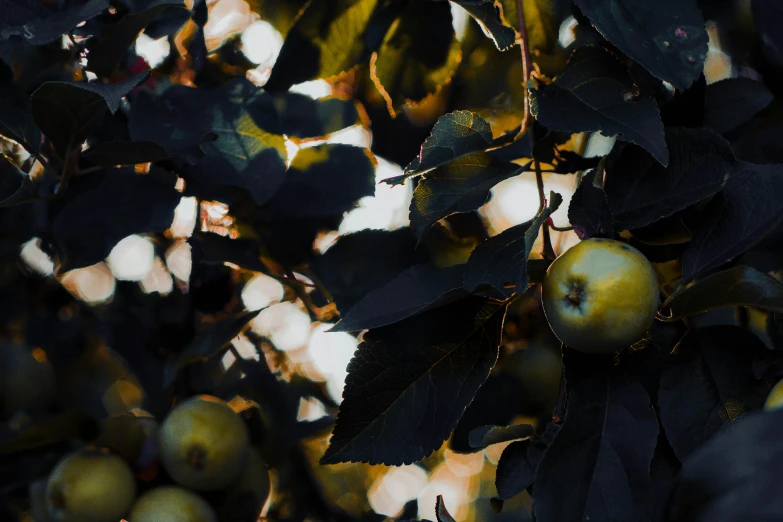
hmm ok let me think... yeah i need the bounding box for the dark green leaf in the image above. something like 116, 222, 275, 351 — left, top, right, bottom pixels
0, 154, 35, 207
82, 141, 171, 166
658, 325, 771, 462
321, 296, 507, 465
164, 310, 262, 386
682, 162, 783, 282
668, 409, 783, 522
495, 423, 559, 500
704, 78, 774, 135
468, 423, 534, 450
604, 127, 734, 230
0, 61, 40, 154
436, 496, 457, 522
0, 411, 96, 455
568, 169, 613, 239
533, 375, 659, 522
269, 94, 362, 139
310, 228, 428, 314
574, 0, 708, 89
451, 0, 517, 51
665, 266, 783, 319
266, 144, 376, 217
87, 0, 187, 77
190, 231, 267, 274
371, 0, 461, 115
32, 73, 149, 158
463, 191, 562, 293
0, 0, 109, 45
392, 111, 496, 183
129, 80, 288, 205
410, 153, 525, 240
51, 169, 181, 270
332, 264, 466, 332
530, 46, 668, 166
265, 0, 380, 92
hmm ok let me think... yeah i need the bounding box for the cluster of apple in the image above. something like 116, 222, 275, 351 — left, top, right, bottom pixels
31, 396, 270, 522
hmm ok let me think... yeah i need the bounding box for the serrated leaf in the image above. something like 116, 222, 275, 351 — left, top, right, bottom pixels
436, 496, 457, 522
0, 154, 36, 207
682, 162, 783, 282
0, 0, 109, 45
574, 0, 708, 90
568, 169, 614, 239
51, 169, 180, 270
658, 325, 771, 462
468, 423, 534, 450
87, 0, 187, 77
32, 72, 149, 158
0, 61, 40, 154
321, 296, 507, 465
129, 80, 288, 205
533, 375, 659, 522
331, 264, 467, 332
371, 0, 461, 116
164, 309, 262, 386
530, 46, 668, 166
451, 0, 516, 51
704, 78, 774, 135
604, 127, 734, 230
266, 144, 376, 217
265, 0, 380, 92
668, 409, 783, 522
310, 228, 427, 314
393, 111, 496, 183
410, 152, 526, 240
495, 423, 559, 500
664, 266, 783, 319
464, 192, 562, 293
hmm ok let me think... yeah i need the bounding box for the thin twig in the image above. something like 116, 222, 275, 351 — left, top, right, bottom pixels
549, 223, 573, 232
515, 0, 534, 137
283, 267, 323, 322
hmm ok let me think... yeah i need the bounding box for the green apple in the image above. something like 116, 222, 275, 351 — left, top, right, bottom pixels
541, 238, 660, 354
128, 486, 217, 522
765, 379, 783, 411
219, 448, 271, 522
45, 448, 136, 522
0, 341, 55, 417
158, 395, 250, 491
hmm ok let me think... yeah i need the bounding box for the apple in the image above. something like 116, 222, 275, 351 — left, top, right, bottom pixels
158, 395, 250, 491
45, 448, 136, 522
129, 486, 217, 522
0, 341, 55, 418
219, 448, 271, 522
765, 379, 783, 411
541, 238, 660, 354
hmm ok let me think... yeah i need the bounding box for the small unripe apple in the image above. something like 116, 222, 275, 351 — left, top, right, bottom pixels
158, 395, 250, 491
0, 341, 55, 417
541, 238, 659, 354
129, 486, 217, 522
219, 448, 272, 522
765, 379, 783, 411
45, 448, 136, 522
